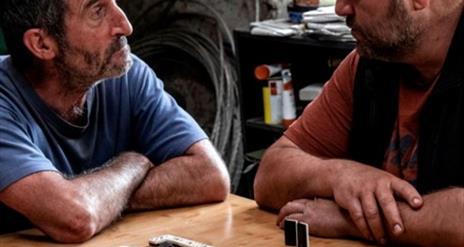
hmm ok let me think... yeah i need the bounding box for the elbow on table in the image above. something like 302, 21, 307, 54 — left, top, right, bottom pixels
47, 205, 98, 243
253, 189, 272, 210
252, 147, 284, 210
454, 188, 464, 246
253, 165, 287, 210
253, 176, 278, 210
211, 170, 231, 202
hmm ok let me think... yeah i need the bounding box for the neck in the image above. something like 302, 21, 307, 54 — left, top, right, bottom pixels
24, 62, 91, 124
403, 5, 464, 84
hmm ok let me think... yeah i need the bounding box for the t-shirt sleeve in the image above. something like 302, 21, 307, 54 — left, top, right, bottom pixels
284, 50, 360, 158
0, 105, 58, 191
127, 57, 208, 164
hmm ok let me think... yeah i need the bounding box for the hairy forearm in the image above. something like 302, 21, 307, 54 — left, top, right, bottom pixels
127, 141, 230, 210
387, 188, 464, 246
0, 152, 152, 243
255, 142, 342, 210
70, 152, 152, 234
334, 188, 464, 245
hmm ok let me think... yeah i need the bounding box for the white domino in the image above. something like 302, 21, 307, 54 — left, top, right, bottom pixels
149, 234, 213, 247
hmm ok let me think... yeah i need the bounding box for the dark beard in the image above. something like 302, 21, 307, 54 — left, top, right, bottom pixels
348, 1, 423, 61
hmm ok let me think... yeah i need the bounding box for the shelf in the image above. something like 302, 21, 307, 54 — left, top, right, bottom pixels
234, 29, 356, 51
235, 28, 355, 198
246, 117, 285, 134
245, 149, 265, 162
235, 28, 354, 157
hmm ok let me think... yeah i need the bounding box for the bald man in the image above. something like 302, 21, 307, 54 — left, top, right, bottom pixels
255, 0, 464, 246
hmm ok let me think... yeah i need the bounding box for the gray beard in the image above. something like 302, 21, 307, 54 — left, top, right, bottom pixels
57, 104, 85, 125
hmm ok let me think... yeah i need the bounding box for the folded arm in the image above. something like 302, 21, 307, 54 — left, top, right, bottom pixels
392, 188, 464, 246
254, 136, 337, 210
255, 136, 422, 244
127, 139, 230, 210
278, 188, 464, 246
0, 152, 152, 243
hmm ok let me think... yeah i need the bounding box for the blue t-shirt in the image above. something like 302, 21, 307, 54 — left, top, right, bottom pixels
0, 54, 207, 190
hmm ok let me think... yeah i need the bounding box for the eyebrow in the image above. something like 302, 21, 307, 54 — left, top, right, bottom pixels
83, 0, 100, 11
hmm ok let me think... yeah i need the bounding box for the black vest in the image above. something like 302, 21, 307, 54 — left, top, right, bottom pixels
348, 15, 464, 194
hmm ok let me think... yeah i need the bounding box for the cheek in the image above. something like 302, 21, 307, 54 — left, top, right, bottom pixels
358, 20, 392, 41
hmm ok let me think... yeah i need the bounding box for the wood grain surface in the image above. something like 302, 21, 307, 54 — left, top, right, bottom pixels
0, 194, 374, 247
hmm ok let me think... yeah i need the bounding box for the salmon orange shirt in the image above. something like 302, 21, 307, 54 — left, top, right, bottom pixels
284, 50, 436, 185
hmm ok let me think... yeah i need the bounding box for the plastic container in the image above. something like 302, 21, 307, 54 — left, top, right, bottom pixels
281, 69, 297, 128
288, 1, 319, 23
254, 64, 283, 80
294, 0, 319, 8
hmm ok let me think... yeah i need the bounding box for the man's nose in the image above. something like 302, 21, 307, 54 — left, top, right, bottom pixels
111, 5, 133, 37
335, 0, 354, 17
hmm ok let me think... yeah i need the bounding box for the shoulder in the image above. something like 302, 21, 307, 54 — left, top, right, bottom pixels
121, 54, 162, 88
323, 49, 360, 96
324, 49, 360, 101
0, 56, 28, 119
0, 55, 8, 64
0, 55, 14, 79
0, 55, 27, 92
128, 53, 149, 70
332, 49, 360, 83
126, 54, 156, 78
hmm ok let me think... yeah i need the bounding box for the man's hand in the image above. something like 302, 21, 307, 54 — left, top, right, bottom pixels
277, 198, 361, 238
329, 161, 423, 244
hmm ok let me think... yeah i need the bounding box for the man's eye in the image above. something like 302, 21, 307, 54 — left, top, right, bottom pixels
91, 5, 106, 19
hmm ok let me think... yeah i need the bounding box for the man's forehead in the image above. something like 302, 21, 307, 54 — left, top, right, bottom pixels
82, 0, 100, 9
67, 0, 100, 13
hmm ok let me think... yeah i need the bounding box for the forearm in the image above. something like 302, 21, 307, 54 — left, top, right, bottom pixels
254, 140, 344, 210
334, 188, 464, 245
387, 188, 464, 246
69, 152, 152, 234
127, 141, 230, 210
0, 152, 152, 243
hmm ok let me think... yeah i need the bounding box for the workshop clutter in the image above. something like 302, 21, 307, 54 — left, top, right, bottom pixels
255, 64, 297, 128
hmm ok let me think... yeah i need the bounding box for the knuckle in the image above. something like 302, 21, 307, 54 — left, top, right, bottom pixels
350, 211, 365, 221
364, 209, 379, 219
396, 180, 413, 191
377, 194, 395, 205
377, 178, 391, 189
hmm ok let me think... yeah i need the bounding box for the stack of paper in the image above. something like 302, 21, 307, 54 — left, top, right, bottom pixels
250, 18, 305, 37
303, 6, 355, 42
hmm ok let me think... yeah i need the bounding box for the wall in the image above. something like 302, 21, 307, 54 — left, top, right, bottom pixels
120, 0, 336, 32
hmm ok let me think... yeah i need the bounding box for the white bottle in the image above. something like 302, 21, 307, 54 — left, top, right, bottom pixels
281, 68, 297, 128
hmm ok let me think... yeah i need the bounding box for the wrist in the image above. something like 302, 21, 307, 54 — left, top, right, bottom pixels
338, 207, 364, 239
326, 159, 344, 196
119, 152, 153, 171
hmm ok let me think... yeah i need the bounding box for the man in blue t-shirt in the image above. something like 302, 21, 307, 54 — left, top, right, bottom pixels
0, 0, 230, 243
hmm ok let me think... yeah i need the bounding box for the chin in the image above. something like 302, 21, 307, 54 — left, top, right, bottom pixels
357, 44, 389, 61
106, 56, 134, 78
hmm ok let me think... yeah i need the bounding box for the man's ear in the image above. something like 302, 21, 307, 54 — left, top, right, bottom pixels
411, 0, 430, 10
23, 29, 58, 60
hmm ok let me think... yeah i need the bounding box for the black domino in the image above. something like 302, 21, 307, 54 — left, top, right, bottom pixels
297, 222, 309, 247
284, 218, 298, 246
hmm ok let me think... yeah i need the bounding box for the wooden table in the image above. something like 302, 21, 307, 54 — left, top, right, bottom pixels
0, 195, 373, 247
